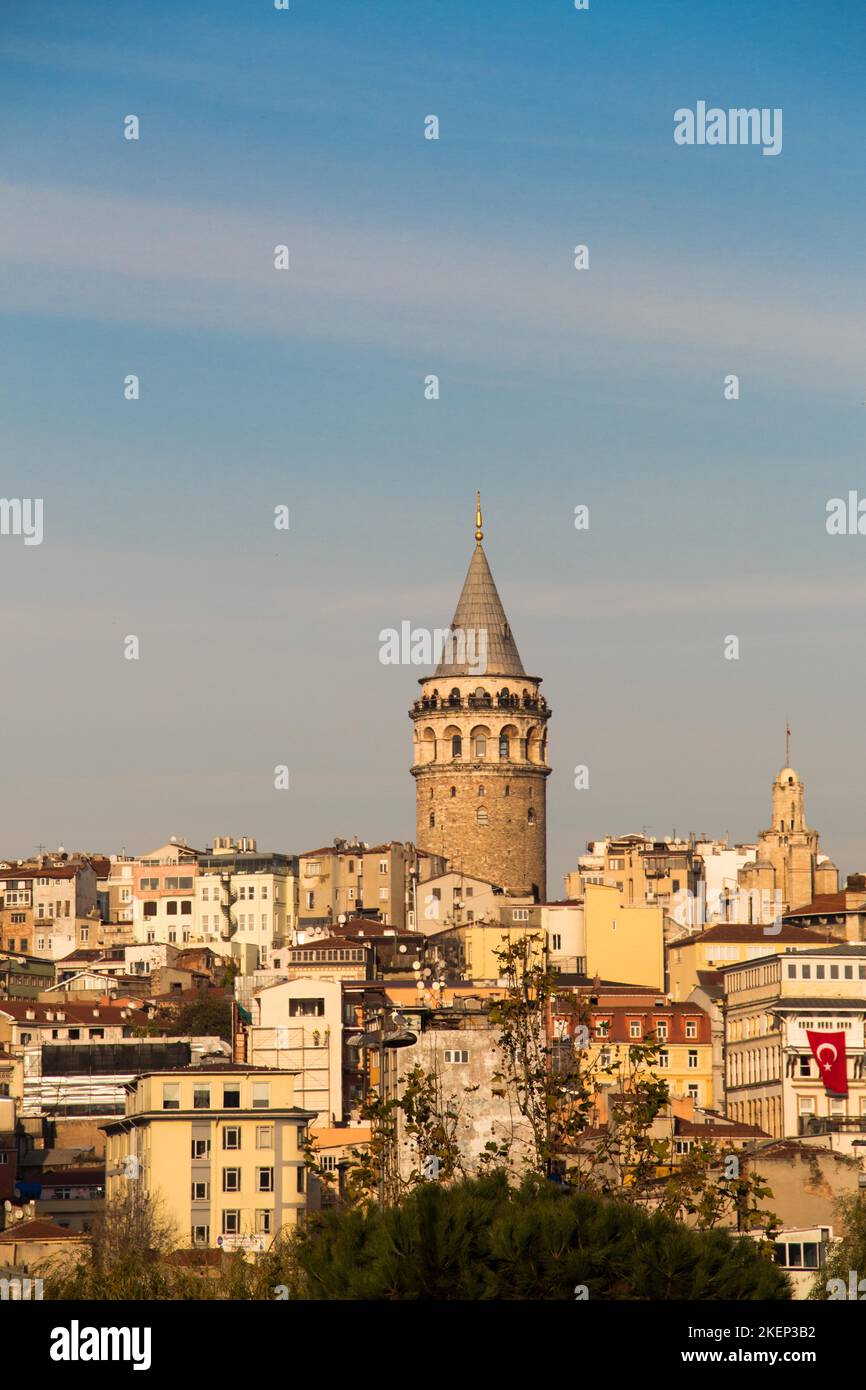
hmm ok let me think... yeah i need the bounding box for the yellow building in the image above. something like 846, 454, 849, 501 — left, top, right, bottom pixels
584, 883, 665, 991
668, 922, 836, 1001
427, 919, 544, 981
553, 1000, 715, 1116
103, 1065, 313, 1253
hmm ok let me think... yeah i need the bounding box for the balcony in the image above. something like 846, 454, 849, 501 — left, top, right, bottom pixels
411, 693, 549, 716
798, 1116, 866, 1137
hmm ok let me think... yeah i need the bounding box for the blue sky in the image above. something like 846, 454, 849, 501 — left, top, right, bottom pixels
1, 0, 864, 888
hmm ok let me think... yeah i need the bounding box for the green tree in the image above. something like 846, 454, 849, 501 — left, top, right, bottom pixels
809, 1191, 866, 1299
291, 1172, 791, 1300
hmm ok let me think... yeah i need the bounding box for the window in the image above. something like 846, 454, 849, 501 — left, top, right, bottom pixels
181, 901, 192, 915
685, 1020, 698, 1039
252, 1083, 270, 1109
512, 909, 529, 922
223, 1086, 241, 1109
191, 1181, 209, 1200
256, 1167, 274, 1193
451, 735, 462, 758
798, 1055, 811, 1077
429, 813, 435, 828
191, 1139, 211, 1159
222, 1211, 240, 1235
527, 808, 535, 826
256, 1210, 272, 1235
193, 1087, 211, 1109
192, 1225, 210, 1246
687, 1049, 699, 1069
444, 1049, 469, 1063
166, 901, 178, 915
499, 734, 509, 758
629, 1021, 641, 1039
687, 1083, 699, 1100
222, 1168, 241, 1192
674, 1139, 694, 1155
297, 1167, 305, 1194
657, 1049, 669, 1069
289, 998, 324, 1017
223, 1127, 241, 1150
656, 1021, 668, 1041
551, 933, 562, 951
162, 1083, 180, 1110
775, 1242, 823, 1271
143, 901, 157, 918
476, 807, 489, 825
256, 1125, 273, 1149
379, 859, 388, 874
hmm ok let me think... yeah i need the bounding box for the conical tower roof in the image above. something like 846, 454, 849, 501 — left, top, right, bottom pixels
434, 495, 526, 678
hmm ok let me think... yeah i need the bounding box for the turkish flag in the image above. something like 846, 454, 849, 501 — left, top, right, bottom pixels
806, 1030, 848, 1095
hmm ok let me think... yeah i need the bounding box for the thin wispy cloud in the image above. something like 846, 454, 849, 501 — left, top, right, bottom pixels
0, 181, 861, 386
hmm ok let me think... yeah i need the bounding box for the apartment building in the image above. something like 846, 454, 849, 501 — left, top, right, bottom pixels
249, 977, 343, 1125
723, 944, 866, 1140
551, 996, 714, 1117
298, 840, 442, 932
131, 840, 200, 947
0, 857, 101, 956
566, 835, 702, 914
98, 855, 137, 927
103, 1065, 313, 1252
196, 838, 298, 965
668, 923, 836, 1001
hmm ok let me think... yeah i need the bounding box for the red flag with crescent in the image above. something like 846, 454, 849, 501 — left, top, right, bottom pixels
806, 1030, 848, 1095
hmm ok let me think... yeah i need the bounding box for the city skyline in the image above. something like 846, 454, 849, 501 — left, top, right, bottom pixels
1, 0, 864, 887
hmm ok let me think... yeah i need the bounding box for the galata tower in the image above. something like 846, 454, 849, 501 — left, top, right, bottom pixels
409, 495, 551, 898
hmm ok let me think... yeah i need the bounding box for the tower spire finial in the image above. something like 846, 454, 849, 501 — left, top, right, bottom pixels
475, 490, 484, 543
786, 719, 791, 767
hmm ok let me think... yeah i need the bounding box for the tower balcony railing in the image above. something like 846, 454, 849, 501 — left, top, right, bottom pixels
411, 693, 549, 715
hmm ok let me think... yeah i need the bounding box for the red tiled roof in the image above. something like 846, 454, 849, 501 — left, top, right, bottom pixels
0, 1218, 84, 1242
679, 923, 833, 944
676, 1119, 768, 1138
784, 894, 859, 918
0, 1001, 147, 1025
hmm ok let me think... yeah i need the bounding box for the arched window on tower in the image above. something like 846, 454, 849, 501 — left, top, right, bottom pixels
429, 812, 436, 828
476, 807, 489, 825
475, 735, 486, 757
499, 733, 509, 759
504, 785, 510, 797
450, 786, 457, 798
527, 807, 536, 826
451, 735, 462, 758
477, 785, 485, 796
449, 688, 461, 708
